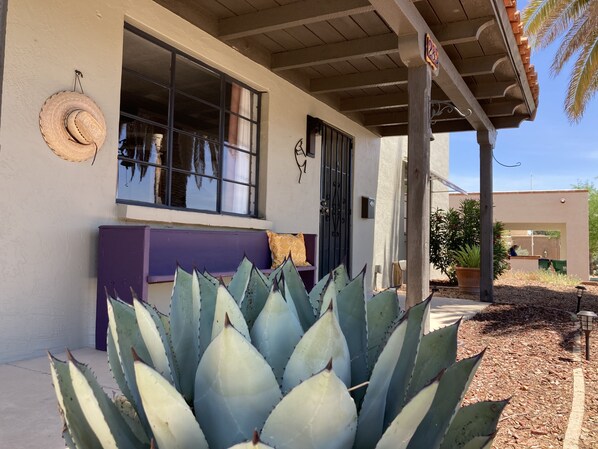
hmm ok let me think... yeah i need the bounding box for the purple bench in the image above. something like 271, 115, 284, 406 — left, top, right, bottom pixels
95, 225, 317, 350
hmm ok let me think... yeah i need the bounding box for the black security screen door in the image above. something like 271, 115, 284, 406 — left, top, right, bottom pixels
319, 123, 353, 279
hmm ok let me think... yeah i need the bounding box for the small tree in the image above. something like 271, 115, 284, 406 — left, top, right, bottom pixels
430, 199, 509, 284
572, 180, 598, 274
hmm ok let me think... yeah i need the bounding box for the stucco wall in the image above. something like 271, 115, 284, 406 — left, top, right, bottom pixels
0, 0, 380, 362
372, 133, 450, 288
450, 190, 589, 279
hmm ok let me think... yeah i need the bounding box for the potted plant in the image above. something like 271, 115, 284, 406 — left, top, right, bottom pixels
453, 243, 481, 294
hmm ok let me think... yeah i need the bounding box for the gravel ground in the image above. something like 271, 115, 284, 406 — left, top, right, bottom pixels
433, 272, 598, 448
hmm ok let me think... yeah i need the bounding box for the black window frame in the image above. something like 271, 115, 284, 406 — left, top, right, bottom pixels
117, 24, 261, 218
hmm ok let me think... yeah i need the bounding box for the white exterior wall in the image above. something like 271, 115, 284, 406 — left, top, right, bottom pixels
0, 0, 380, 362
372, 133, 450, 288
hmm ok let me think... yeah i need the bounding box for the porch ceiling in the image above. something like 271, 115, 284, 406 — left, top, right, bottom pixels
155, 0, 538, 136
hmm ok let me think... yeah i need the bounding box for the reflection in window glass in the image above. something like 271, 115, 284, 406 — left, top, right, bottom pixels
222, 181, 249, 215
122, 29, 171, 85
172, 133, 219, 177
118, 26, 260, 216
175, 55, 221, 105
223, 147, 250, 184
171, 172, 217, 211
118, 119, 168, 166
118, 161, 167, 205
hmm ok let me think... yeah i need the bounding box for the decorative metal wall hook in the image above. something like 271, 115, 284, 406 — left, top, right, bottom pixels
430, 100, 472, 124
294, 138, 307, 183
73, 70, 85, 94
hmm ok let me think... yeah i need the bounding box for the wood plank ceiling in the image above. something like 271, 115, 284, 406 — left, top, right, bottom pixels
155, 0, 538, 136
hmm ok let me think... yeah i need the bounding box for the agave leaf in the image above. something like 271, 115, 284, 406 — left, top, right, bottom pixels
283, 277, 302, 323
319, 277, 338, 319
228, 257, 253, 304
262, 368, 357, 449
281, 259, 316, 330
239, 266, 271, 329
250, 286, 304, 381
170, 267, 201, 400
62, 427, 78, 449
405, 320, 459, 401
282, 307, 351, 392
331, 264, 351, 291
227, 441, 276, 449
198, 270, 218, 356
439, 401, 507, 449
107, 323, 134, 404
107, 298, 152, 422
134, 361, 209, 449
406, 352, 485, 449
353, 317, 408, 449
212, 285, 251, 341
49, 354, 103, 449
67, 357, 143, 449
308, 273, 330, 314
366, 289, 401, 370
384, 297, 431, 427
336, 270, 368, 399
194, 324, 282, 449
114, 395, 149, 446
374, 377, 440, 449
461, 435, 495, 449
202, 270, 220, 286
268, 260, 285, 283
134, 298, 176, 385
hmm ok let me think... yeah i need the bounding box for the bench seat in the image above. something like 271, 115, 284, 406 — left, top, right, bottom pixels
95, 225, 317, 350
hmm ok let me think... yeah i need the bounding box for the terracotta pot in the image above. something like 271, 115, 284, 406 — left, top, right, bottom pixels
455, 267, 480, 295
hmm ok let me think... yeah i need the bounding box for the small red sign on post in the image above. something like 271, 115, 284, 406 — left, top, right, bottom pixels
425, 34, 439, 71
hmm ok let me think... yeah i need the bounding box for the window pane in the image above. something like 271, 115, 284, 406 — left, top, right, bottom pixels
175, 55, 221, 105
123, 29, 171, 85
120, 71, 169, 125
224, 113, 256, 152
222, 181, 249, 215
117, 162, 167, 205
226, 82, 258, 121
223, 147, 250, 184
174, 93, 220, 141
171, 172, 217, 211
118, 118, 168, 165
172, 133, 219, 177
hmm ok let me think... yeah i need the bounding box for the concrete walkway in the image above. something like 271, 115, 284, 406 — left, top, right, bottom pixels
0, 297, 488, 449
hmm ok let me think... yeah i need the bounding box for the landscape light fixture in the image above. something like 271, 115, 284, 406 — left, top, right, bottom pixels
577, 310, 597, 361
575, 285, 587, 313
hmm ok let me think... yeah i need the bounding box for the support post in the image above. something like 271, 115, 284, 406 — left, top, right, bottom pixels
478, 130, 496, 302
0, 0, 7, 129
406, 64, 432, 308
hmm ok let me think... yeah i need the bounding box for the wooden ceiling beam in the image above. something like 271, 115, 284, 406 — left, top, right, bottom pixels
379, 119, 474, 136
430, 17, 496, 46
454, 54, 509, 77
470, 82, 517, 99
340, 89, 447, 112
309, 68, 408, 93
483, 100, 524, 116
271, 34, 399, 71
218, 0, 374, 40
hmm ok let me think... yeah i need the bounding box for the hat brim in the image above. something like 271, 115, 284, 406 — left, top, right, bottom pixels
39, 91, 107, 162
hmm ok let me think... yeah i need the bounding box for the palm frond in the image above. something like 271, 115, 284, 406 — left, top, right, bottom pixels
564, 31, 598, 121
523, 0, 571, 39
535, 0, 592, 49
551, 11, 593, 75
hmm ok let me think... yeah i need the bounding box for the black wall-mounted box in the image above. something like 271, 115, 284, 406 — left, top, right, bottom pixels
361, 196, 375, 219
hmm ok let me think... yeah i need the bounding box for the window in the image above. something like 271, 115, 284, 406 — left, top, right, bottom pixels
117, 26, 260, 216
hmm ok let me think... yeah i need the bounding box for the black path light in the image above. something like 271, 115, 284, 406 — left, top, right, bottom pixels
577, 310, 597, 361
575, 285, 587, 313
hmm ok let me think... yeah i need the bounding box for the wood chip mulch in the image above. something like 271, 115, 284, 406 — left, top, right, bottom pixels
434, 275, 598, 448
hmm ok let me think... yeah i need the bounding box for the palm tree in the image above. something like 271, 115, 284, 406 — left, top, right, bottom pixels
522, 0, 598, 121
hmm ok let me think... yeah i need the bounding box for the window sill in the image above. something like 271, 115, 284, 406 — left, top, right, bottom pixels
116, 204, 273, 230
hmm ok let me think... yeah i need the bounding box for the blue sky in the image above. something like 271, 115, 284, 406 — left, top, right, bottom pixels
449, 1, 598, 193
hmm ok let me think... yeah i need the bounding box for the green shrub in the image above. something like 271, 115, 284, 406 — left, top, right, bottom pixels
430, 199, 509, 284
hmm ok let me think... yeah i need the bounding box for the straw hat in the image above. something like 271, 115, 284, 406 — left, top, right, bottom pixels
39, 91, 106, 162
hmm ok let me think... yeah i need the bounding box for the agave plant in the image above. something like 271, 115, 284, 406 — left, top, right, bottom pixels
50, 258, 506, 449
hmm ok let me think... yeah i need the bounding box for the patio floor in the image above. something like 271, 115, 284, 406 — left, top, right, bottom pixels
0, 296, 488, 449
